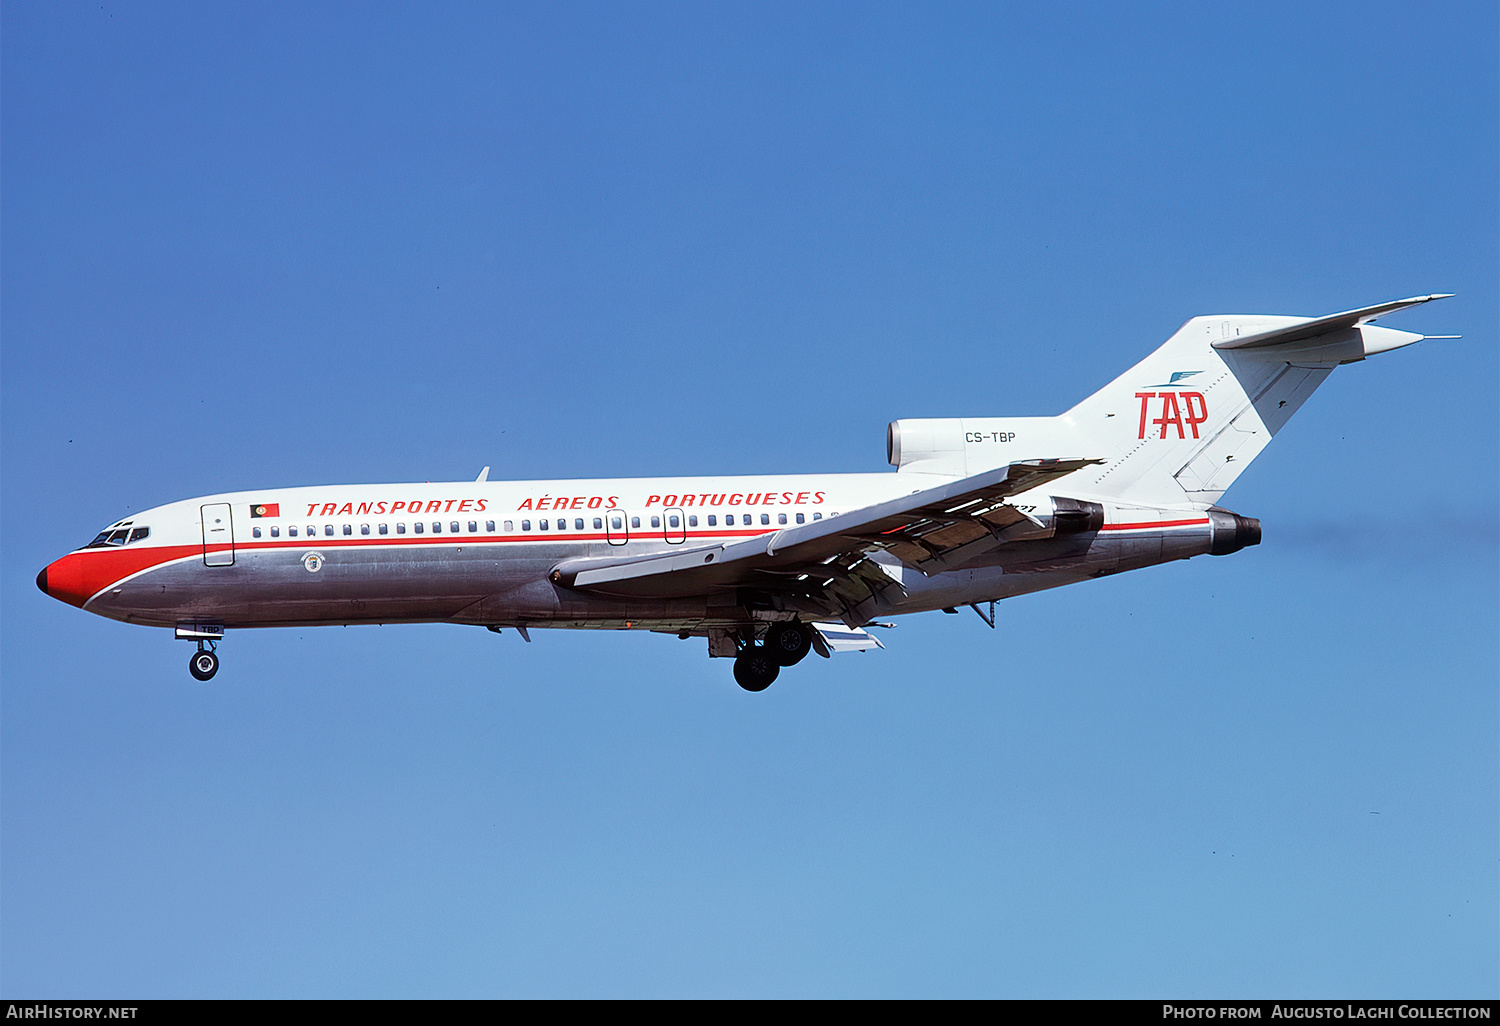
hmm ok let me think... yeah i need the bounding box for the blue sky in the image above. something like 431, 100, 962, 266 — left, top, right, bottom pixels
3, 0, 1495, 998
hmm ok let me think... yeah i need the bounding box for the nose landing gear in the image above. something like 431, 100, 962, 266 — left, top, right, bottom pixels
189, 645, 219, 681
176, 625, 224, 682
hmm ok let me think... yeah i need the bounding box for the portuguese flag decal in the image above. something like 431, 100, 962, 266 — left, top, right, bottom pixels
250, 503, 280, 518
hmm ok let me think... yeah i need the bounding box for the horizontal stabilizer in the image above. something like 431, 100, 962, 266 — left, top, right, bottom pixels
1212, 294, 1452, 351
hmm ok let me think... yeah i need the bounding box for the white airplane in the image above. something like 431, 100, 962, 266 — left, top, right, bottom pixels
38, 295, 1453, 690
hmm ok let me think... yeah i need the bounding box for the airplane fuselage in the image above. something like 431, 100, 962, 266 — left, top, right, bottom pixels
38, 472, 1223, 635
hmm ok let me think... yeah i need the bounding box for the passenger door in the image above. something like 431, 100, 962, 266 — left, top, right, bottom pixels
201, 504, 235, 566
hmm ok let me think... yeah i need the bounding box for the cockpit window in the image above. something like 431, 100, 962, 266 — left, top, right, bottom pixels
86, 524, 149, 548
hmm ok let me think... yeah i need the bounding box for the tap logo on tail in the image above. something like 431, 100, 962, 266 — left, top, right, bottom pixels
1135, 390, 1208, 439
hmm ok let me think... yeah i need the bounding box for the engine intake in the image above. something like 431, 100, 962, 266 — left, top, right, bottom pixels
886, 419, 966, 475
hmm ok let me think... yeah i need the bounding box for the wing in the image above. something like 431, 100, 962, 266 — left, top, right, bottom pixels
548, 459, 1101, 617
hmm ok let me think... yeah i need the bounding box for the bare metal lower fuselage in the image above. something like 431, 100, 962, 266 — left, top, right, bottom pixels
81, 521, 1214, 635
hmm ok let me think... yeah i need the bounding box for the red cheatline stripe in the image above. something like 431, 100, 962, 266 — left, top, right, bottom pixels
1101, 519, 1210, 531
76, 518, 1211, 597
72, 529, 777, 594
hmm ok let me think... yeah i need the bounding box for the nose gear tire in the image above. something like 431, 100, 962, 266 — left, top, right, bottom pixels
189, 650, 220, 681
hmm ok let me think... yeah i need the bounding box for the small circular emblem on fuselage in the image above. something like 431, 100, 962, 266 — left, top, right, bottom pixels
303, 552, 325, 573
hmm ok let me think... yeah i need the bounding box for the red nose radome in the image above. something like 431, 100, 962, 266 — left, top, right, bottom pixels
38, 553, 90, 607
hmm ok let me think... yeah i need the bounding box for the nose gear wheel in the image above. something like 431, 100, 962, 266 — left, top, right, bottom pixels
189, 649, 219, 681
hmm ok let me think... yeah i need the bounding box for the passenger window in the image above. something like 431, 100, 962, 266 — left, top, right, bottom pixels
270, 526, 280, 538
574, 518, 584, 530
724, 514, 734, 526
593, 517, 602, 529
324, 525, 335, 537
708, 515, 717, 526
361, 524, 370, 535
129, 527, 151, 543
306, 525, 315, 536
651, 516, 660, 528
521, 520, 531, 531
503, 520, 513, 532
396, 523, 406, 534
813, 512, 822, 520
688, 515, 698, 527
252, 527, 262, 539
631, 516, 640, 528
414, 522, 424, 534
778, 513, 787, 525
289, 526, 299, 537
668, 514, 679, 528
610, 516, 622, 530
796, 513, 805, 524
432, 522, 442, 533
761, 514, 770, 526
343, 524, 353, 535
452, 521, 461, 533
540, 520, 549, 531
378, 524, 388, 535
468, 521, 477, 532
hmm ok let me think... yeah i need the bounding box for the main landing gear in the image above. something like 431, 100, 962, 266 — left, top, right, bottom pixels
765, 621, 813, 666
732, 621, 814, 692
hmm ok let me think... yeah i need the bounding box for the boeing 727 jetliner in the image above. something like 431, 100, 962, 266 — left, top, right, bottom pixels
38, 295, 1453, 690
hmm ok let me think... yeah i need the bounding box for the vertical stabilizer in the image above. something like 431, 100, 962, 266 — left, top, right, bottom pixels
1056, 297, 1445, 506
931, 296, 1448, 507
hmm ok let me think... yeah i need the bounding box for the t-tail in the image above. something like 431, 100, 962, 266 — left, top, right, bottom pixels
886, 294, 1454, 508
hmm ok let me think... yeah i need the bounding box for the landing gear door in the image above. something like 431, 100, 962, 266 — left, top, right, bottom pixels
201, 504, 234, 566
